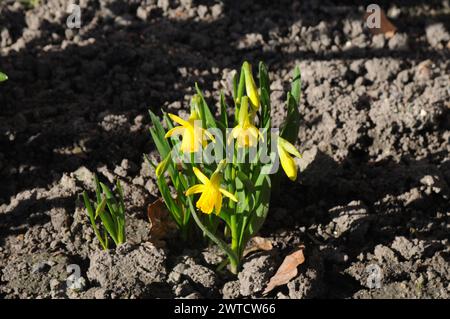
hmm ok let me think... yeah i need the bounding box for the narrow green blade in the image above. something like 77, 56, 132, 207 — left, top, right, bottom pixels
291, 66, 302, 105
219, 91, 228, 128
82, 191, 95, 223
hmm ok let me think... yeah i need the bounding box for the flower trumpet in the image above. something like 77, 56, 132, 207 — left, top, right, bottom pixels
186, 167, 238, 215
229, 96, 263, 148
165, 110, 214, 153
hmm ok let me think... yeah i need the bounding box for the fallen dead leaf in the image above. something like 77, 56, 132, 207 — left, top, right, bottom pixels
364, 9, 397, 39
263, 245, 305, 295
147, 197, 177, 246
243, 236, 273, 257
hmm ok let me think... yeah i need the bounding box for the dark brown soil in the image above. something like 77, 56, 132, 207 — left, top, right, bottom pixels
0, 0, 449, 299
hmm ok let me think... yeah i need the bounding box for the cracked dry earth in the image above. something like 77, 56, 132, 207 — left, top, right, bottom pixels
0, 0, 449, 299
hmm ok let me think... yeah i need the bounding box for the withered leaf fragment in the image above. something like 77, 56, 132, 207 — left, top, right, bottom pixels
147, 198, 177, 245
263, 246, 305, 295
243, 236, 273, 257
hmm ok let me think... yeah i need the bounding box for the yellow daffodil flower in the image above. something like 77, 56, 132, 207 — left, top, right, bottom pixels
243, 61, 260, 111
165, 111, 214, 153
186, 167, 238, 215
277, 136, 302, 181
229, 96, 263, 148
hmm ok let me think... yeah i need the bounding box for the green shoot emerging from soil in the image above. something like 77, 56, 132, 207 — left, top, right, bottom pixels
82, 175, 126, 250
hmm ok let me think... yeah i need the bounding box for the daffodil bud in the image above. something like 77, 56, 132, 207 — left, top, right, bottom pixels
243, 62, 260, 110
190, 94, 202, 120
155, 155, 170, 177
277, 136, 302, 181
216, 159, 227, 173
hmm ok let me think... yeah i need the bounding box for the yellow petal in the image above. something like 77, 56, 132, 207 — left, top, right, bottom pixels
168, 113, 190, 127
231, 127, 241, 139
278, 142, 297, 181
214, 193, 222, 215
196, 190, 215, 214
248, 126, 259, 138
164, 126, 184, 138
185, 184, 205, 196
181, 128, 195, 152
238, 134, 249, 148
245, 129, 258, 147
227, 127, 237, 145
191, 128, 204, 152
192, 167, 210, 185
279, 137, 302, 159
219, 188, 238, 202
196, 190, 205, 207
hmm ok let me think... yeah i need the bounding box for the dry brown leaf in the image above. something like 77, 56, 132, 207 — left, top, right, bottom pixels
243, 236, 273, 257
263, 246, 305, 295
364, 9, 397, 38
147, 198, 177, 246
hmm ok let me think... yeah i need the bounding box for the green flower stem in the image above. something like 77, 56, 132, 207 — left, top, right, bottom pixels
228, 146, 241, 273
230, 214, 239, 274
227, 151, 237, 215
178, 151, 197, 240
188, 197, 239, 274
180, 216, 189, 241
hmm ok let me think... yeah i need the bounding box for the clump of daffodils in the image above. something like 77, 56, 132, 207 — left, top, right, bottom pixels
149, 61, 301, 273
